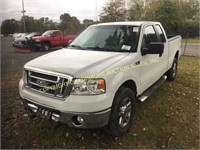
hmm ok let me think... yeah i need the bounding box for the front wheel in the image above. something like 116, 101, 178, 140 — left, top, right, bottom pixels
166, 58, 178, 81
105, 87, 135, 136
42, 43, 50, 51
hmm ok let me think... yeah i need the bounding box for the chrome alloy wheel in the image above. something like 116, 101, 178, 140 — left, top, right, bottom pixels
172, 61, 177, 78
118, 97, 132, 128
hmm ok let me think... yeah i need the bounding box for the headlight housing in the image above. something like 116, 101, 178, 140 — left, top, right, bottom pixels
35, 39, 40, 42
71, 78, 106, 95
23, 70, 28, 85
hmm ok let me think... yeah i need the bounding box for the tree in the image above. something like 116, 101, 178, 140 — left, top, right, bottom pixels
178, 0, 200, 37
99, 0, 127, 22
1, 19, 20, 35
59, 13, 82, 35
20, 16, 35, 32
128, 0, 145, 21
178, 0, 199, 20
155, 0, 182, 35
82, 19, 95, 28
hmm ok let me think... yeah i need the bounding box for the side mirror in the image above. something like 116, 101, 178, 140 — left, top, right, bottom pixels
141, 42, 164, 57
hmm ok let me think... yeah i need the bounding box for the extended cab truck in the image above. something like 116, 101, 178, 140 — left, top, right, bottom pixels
19, 22, 181, 136
31, 30, 76, 50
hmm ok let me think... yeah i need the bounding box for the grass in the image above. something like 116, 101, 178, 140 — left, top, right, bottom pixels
1, 55, 199, 149
27, 56, 199, 149
182, 38, 200, 43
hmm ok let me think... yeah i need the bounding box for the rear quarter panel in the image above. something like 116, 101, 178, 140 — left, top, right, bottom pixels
167, 36, 182, 70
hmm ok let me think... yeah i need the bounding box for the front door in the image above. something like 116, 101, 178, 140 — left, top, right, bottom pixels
51, 31, 62, 46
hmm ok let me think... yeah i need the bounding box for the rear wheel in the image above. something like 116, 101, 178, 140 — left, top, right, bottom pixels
42, 43, 50, 51
105, 87, 135, 136
166, 58, 178, 81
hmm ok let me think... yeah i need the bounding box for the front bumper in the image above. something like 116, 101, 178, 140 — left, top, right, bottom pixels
13, 41, 28, 48
21, 98, 111, 129
31, 41, 42, 47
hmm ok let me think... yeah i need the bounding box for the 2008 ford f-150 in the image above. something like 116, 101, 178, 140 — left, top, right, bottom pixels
19, 21, 182, 136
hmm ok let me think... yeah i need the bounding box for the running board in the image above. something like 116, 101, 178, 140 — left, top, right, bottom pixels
138, 75, 167, 102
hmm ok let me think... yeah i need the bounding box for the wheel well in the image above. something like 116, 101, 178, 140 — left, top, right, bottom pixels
42, 41, 51, 46
120, 80, 137, 96
175, 51, 179, 59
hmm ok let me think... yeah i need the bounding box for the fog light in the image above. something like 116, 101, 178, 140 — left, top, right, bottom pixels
71, 116, 84, 127
77, 116, 84, 124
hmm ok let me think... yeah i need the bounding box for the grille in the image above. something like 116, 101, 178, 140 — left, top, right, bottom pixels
24, 69, 71, 98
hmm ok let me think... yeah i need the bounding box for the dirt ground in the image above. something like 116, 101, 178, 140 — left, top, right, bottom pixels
1, 36, 199, 149
1, 37, 50, 148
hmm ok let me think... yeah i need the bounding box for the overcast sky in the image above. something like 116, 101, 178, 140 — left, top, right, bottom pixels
0, 0, 109, 23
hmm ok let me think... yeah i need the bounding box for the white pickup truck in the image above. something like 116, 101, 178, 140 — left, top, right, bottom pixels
19, 21, 181, 136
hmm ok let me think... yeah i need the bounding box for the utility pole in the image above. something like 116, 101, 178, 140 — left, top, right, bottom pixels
21, 0, 26, 33
94, 0, 98, 21
125, 0, 128, 21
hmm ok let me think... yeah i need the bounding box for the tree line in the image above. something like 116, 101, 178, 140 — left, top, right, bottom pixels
100, 0, 199, 38
1, 13, 97, 36
1, 0, 199, 38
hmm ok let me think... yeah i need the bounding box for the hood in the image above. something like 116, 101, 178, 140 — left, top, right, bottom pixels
32, 35, 49, 40
14, 37, 26, 42
25, 48, 129, 77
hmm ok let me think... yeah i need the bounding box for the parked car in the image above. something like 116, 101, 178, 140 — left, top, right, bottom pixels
30, 30, 76, 50
13, 32, 42, 48
19, 21, 182, 136
12, 33, 28, 40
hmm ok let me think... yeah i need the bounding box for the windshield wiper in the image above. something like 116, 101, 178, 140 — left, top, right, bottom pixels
86, 46, 101, 50
69, 44, 86, 50
86, 46, 115, 51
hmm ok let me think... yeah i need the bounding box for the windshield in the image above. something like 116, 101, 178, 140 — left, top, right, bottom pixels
42, 31, 52, 36
69, 25, 140, 52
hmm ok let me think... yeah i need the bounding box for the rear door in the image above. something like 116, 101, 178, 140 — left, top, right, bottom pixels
154, 24, 169, 74
140, 24, 168, 90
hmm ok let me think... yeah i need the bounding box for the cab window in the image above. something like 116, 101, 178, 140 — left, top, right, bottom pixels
52, 31, 61, 37
142, 25, 158, 48
155, 25, 166, 42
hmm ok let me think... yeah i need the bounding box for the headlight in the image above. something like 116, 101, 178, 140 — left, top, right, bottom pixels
35, 39, 40, 42
71, 78, 106, 95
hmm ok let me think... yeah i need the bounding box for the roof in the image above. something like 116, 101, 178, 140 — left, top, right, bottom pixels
96, 21, 160, 26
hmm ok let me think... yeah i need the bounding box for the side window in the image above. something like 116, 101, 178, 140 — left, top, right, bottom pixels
142, 26, 158, 48
155, 25, 166, 42
52, 31, 61, 37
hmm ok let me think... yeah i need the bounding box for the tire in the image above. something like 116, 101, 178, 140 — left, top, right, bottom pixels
42, 43, 50, 51
105, 87, 135, 136
166, 58, 178, 81
63, 43, 68, 48
31, 46, 39, 52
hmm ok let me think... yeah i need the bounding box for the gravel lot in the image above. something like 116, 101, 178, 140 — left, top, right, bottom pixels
1, 36, 199, 149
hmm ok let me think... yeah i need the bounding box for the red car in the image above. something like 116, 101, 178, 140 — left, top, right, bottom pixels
31, 30, 76, 50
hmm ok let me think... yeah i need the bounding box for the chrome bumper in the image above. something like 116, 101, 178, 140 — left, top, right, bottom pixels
21, 99, 111, 129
